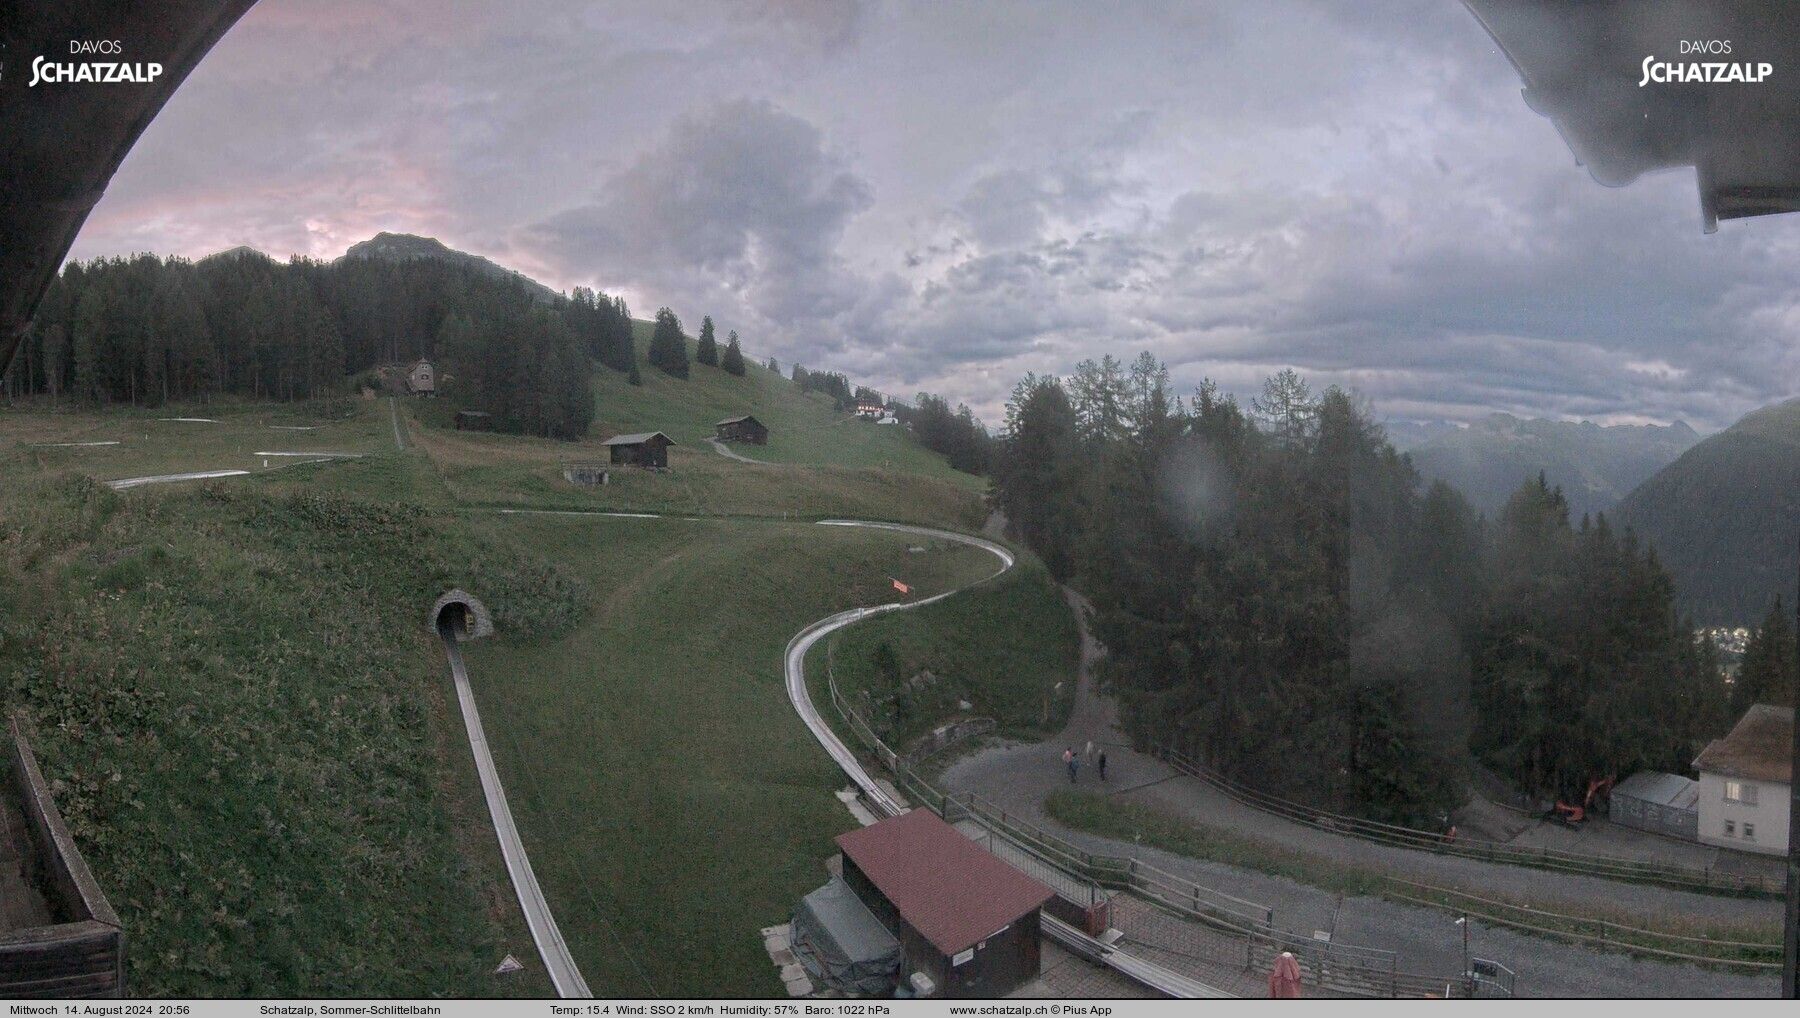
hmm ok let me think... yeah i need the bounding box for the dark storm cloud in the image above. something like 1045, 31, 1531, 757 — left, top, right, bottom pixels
520, 97, 873, 327
67, 0, 1800, 430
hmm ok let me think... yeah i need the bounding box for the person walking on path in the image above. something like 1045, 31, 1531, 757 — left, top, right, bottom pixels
1063, 747, 1079, 784
1098, 750, 1108, 782
1084, 739, 1094, 762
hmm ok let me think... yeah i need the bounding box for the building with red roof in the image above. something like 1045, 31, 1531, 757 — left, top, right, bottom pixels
835, 808, 1055, 998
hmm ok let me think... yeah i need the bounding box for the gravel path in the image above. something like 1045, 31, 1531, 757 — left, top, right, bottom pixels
387, 397, 407, 450
938, 587, 1781, 998
707, 436, 766, 464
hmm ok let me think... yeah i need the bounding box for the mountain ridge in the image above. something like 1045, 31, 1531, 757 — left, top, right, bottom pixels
1400, 412, 1700, 519
1617, 396, 1800, 625
338, 232, 563, 303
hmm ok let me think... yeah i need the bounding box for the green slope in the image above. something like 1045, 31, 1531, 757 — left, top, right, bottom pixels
593, 346, 979, 487
1618, 396, 1800, 624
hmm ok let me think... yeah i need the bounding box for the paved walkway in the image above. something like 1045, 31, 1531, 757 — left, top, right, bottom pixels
938, 587, 1782, 998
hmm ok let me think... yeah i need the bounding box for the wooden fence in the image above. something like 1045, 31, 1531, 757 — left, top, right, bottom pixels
824, 676, 1468, 998
1152, 743, 1782, 899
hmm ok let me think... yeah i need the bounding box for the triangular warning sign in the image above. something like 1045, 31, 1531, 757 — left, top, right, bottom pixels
495, 954, 524, 975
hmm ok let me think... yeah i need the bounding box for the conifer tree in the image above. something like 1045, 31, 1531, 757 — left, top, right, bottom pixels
721, 331, 746, 376
646, 307, 690, 378
695, 316, 719, 367
1733, 598, 1798, 714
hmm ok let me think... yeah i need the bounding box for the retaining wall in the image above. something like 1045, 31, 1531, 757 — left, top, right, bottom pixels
1, 717, 125, 998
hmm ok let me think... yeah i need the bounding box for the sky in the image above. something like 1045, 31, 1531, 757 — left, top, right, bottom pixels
67, 0, 1800, 431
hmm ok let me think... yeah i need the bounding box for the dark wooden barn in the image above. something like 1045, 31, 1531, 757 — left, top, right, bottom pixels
602, 431, 676, 469
714, 414, 769, 445
835, 809, 1054, 998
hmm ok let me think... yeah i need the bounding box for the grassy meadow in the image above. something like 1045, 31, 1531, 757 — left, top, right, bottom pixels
460, 514, 1001, 994
0, 473, 558, 996
816, 554, 1078, 749
0, 359, 1067, 996
2, 398, 394, 484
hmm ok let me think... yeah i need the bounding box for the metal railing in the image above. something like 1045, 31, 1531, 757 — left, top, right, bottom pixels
824, 674, 1468, 998
1150, 743, 1781, 899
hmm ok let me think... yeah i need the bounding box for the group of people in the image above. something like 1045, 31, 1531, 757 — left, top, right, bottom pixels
1062, 740, 1107, 783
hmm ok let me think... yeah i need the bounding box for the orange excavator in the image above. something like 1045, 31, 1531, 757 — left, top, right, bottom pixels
1547, 776, 1615, 827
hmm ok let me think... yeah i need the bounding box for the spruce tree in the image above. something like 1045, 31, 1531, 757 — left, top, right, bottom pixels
695, 316, 719, 367
721, 331, 746, 376
1733, 598, 1797, 714
646, 307, 690, 378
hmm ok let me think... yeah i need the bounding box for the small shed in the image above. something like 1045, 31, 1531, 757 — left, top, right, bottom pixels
1609, 771, 1698, 840
602, 431, 676, 469
835, 808, 1054, 998
454, 410, 494, 431
407, 359, 436, 396
715, 414, 769, 445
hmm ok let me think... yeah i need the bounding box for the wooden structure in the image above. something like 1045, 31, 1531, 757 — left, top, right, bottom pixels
1, 717, 125, 997
835, 808, 1054, 998
454, 410, 494, 431
714, 415, 769, 445
602, 432, 675, 469
406, 359, 436, 395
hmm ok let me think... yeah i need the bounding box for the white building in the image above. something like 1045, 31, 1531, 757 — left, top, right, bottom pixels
406, 359, 435, 395
1693, 704, 1792, 856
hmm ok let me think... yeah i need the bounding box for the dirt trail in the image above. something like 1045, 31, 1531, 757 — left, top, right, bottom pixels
707, 437, 766, 464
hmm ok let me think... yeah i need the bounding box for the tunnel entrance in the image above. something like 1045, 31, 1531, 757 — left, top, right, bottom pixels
428, 589, 494, 643
437, 603, 469, 639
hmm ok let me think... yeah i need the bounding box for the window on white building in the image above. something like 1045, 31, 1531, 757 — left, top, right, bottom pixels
1724, 819, 1735, 837
1723, 781, 1757, 805
1743, 822, 1755, 841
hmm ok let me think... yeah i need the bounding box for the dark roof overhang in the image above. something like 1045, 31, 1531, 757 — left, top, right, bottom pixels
0, 1, 259, 376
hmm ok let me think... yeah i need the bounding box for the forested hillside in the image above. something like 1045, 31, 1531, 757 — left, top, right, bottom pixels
1618, 397, 1800, 625
5, 250, 628, 438
990, 358, 1725, 820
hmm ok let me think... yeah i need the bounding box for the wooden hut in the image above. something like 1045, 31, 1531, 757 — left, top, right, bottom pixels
714, 414, 769, 445
454, 410, 494, 431
834, 809, 1054, 998
602, 432, 675, 469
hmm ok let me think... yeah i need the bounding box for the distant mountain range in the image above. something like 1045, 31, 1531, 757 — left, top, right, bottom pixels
1396, 413, 1700, 520
339, 232, 562, 303
1618, 396, 1800, 625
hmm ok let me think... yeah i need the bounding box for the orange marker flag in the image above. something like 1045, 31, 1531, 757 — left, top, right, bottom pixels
891, 578, 911, 595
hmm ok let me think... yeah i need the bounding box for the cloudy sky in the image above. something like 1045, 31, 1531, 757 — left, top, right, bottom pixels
68, 0, 1800, 431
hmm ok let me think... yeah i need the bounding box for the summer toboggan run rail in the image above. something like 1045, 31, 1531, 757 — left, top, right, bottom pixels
784, 520, 1238, 999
